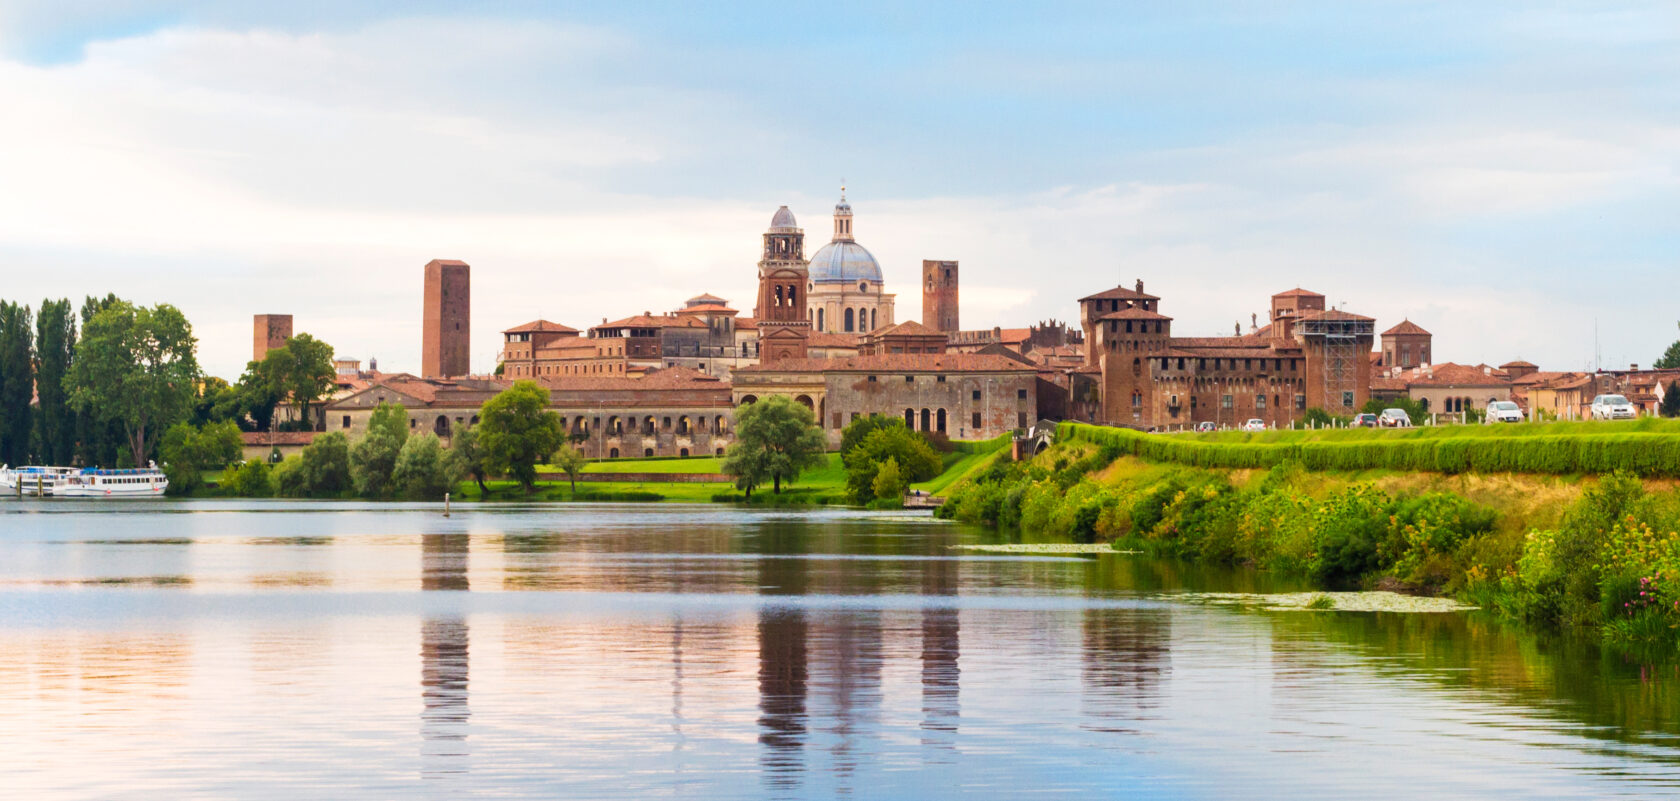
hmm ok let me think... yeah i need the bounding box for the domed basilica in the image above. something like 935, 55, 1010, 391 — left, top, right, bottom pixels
754, 190, 895, 336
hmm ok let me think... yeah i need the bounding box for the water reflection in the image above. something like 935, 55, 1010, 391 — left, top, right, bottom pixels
1080, 609, 1169, 731
756, 523, 810, 789
920, 550, 960, 746
420, 532, 470, 785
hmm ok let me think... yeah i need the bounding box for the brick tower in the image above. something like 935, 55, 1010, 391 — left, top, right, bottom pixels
754, 206, 809, 363
422, 259, 471, 378
252, 314, 293, 363
922, 260, 959, 333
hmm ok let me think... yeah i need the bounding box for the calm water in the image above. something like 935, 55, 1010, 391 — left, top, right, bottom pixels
2, 501, 1678, 799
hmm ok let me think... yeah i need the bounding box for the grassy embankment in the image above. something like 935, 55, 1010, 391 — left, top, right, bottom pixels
454, 436, 1010, 505
939, 420, 1680, 656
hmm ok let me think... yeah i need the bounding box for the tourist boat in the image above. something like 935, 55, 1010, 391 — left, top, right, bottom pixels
54, 465, 169, 498
2, 465, 81, 496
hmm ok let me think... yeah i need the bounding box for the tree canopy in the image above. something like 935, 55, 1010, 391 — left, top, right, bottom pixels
842, 419, 941, 502
722, 395, 826, 496
550, 443, 588, 495
65, 301, 200, 467
0, 301, 33, 465
1657, 323, 1680, 370
350, 402, 409, 498
478, 381, 564, 492
256, 333, 335, 429
33, 299, 76, 465
1662, 381, 1680, 419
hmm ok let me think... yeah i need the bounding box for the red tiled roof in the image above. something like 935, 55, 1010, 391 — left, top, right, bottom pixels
1298, 308, 1375, 323
1370, 377, 1409, 392
1099, 307, 1173, 321
675, 303, 737, 315
1272, 287, 1325, 298
1382, 319, 1431, 337
503, 319, 578, 334
687, 293, 727, 304
240, 431, 323, 446
868, 320, 946, 338
1399, 362, 1512, 387
593, 314, 706, 330
998, 327, 1031, 344
737, 353, 1036, 374
1500, 360, 1538, 370
537, 366, 726, 392
735, 316, 758, 330
807, 332, 862, 348
1079, 285, 1160, 302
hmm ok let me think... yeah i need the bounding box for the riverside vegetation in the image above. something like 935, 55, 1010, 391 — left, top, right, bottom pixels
939, 421, 1680, 656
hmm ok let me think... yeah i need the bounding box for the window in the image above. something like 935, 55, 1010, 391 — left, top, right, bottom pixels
409, 419, 416, 428
868, 375, 878, 383
906, 375, 914, 383
609, 448, 619, 458
1018, 412, 1028, 427
972, 390, 981, 401
341, 415, 350, 429
1126, 320, 1134, 334
1244, 359, 1252, 370
1012, 388, 1025, 400
1256, 394, 1267, 410
1342, 391, 1355, 408
1190, 396, 1198, 409
972, 412, 982, 429
832, 412, 842, 428
1222, 394, 1234, 409
1295, 394, 1306, 410
936, 375, 946, 383
1178, 358, 1185, 370
1198, 359, 1205, 370
644, 448, 654, 457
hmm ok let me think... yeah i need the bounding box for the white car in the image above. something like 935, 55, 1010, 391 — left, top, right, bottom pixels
1591, 394, 1636, 420
1484, 401, 1524, 424
1241, 418, 1266, 432
1379, 408, 1412, 427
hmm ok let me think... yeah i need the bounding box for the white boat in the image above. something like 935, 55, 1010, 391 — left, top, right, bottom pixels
2, 465, 81, 496
54, 465, 169, 498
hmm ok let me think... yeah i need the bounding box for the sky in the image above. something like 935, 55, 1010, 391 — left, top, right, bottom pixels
0, 1, 1674, 379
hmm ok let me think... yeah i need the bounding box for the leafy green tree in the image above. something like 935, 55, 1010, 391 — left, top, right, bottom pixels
551, 443, 588, 495
73, 295, 126, 468
478, 381, 563, 493
33, 299, 75, 464
294, 431, 353, 497
232, 360, 282, 431
723, 395, 825, 495
189, 376, 241, 427
350, 402, 409, 498
159, 420, 244, 496
222, 459, 276, 498
843, 423, 941, 502
391, 433, 463, 500
449, 422, 490, 496
256, 333, 335, 430
840, 413, 898, 456
1656, 323, 1680, 370
1662, 381, 1680, 419
0, 301, 34, 465
871, 456, 905, 504
65, 301, 200, 468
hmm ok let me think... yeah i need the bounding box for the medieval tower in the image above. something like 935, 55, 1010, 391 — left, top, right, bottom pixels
754, 206, 810, 362
252, 314, 293, 363
422, 259, 471, 378
922, 260, 959, 333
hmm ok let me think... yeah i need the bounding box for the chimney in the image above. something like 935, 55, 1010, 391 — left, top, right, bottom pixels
1632, 363, 1640, 371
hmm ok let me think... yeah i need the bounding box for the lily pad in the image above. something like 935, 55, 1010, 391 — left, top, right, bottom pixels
950, 543, 1140, 555
1181, 591, 1476, 613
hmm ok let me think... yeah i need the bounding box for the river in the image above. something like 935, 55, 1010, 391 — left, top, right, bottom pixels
1, 500, 1676, 799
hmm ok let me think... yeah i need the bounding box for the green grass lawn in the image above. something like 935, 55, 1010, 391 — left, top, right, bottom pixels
481, 445, 1005, 504
1180, 417, 1680, 445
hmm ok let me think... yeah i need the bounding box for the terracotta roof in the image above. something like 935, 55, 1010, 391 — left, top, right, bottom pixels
1168, 335, 1275, 350
1272, 287, 1325, 298
426, 259, 469, 267
687, 293, 727, 304
240, 431, 324, 446
1370, 376, 1409, 392
734, 316, 758, 330
806, 332, 862, 348
1382, 319, 1431, 337
593, 314, 706, 330
1079, 285, 1160, 302
998, 328, 1031, 344
736, 353, 1036, 374
1499, 360, 1538, 370
503, 319, 578, 334
1099, 307, 1173, 321
1399, 362, 1512, 387
868, 320, 946, 338
1512, 370, 1566, 387
674, 303, 737, 315
1298, 309, 1375, 323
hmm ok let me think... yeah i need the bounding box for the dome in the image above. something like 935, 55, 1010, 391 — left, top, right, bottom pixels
808, 240, 882, 284
769, 206, 798, 231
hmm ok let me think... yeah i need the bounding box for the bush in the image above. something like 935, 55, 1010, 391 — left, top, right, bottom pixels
391, 434, 465, 500
350, 402, 408, 498
871, 457, 905, 504
221, 459, 275, 498
844, 424, 941, 502
159, 420, 243, 496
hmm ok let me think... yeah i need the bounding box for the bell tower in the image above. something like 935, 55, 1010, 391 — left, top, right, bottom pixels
922, 260, 959, 333
754, 205, 810, 362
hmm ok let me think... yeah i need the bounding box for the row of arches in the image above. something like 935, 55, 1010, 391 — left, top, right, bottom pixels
565, 414, 731, 436
903, 407, 948, 433
606, 447, 726, 458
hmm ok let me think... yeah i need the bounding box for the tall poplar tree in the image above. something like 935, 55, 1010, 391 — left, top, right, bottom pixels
0, 301, 35, 465
33, 299, 76, 464
75, 294, 126, 466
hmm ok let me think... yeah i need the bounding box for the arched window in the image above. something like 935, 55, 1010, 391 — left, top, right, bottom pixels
936, 408, 947, 433
1132, 358, 1142, 377
609, 447, 620, 458
817, 308, 824, 330
921, 408, 931, 431
870, 308, 877, 330
905, 408, 916, 430
845, 308, 855, 332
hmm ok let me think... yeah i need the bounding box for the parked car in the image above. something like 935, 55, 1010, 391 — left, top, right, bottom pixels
1195, 422, 1217, 433
1591, 394, 1636, 420
1241, 418, 1266, 432
1379, 408, 1412, 428
1353, 413, 1379, 428
1484, 401, 1524, 424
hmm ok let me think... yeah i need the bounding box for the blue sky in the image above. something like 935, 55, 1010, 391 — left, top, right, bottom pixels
0, 1, 1674, 378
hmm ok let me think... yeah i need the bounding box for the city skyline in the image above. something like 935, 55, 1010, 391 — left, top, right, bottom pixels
0, 1, 1674, 378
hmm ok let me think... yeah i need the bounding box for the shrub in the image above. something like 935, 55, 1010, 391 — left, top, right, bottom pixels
391, 434, 465, 500
222, 459, 275, 498
350, 402, 408, 498
871, 457, 905, 504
